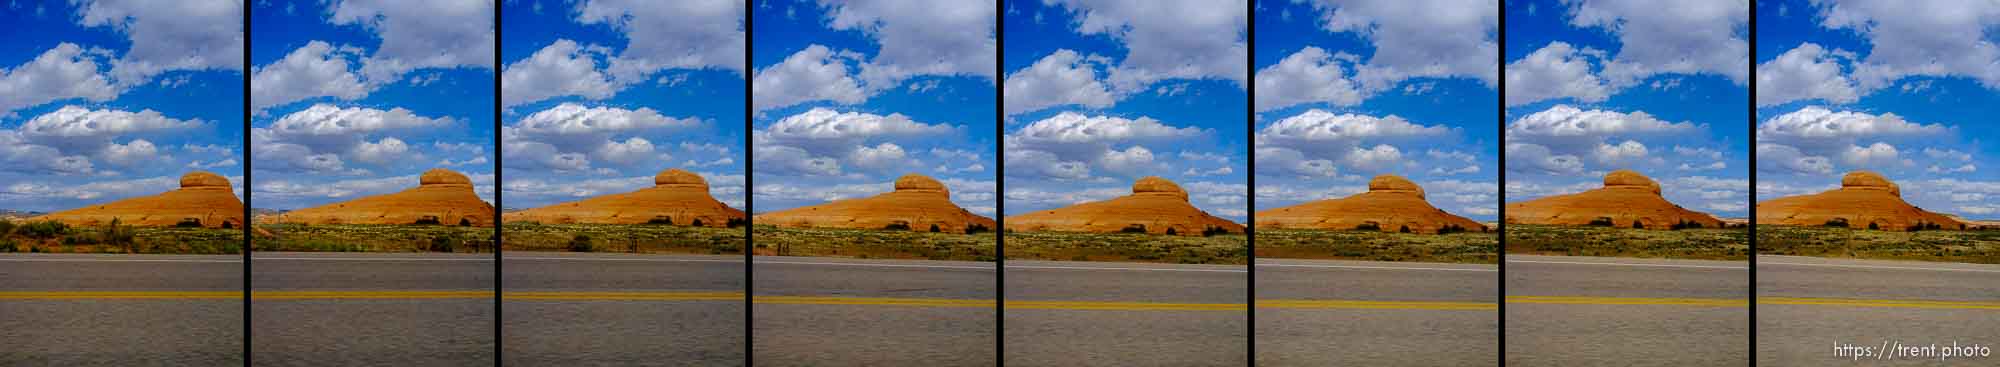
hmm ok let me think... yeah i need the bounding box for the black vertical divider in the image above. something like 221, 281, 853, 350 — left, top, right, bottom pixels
743, 1, 757, 365
241, 2, 254, 365
1746, 5, 1759, 366
1244, 0, 1257, 364
1495, 3, 1508, 365
492, 3, 504, 365
994, 0, 1007, 365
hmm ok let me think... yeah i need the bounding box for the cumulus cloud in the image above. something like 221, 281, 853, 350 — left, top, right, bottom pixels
500, 39, 618, 107
1255, 110, 1450, 177
254, 104, 456, 174
1254, 47, 1363, 111
751, 45, 867, 112
1298, 0, 1498, 91
1755, 107, 1949, 175
1506, 105, 1699, 151
818, 0, 996, 89
1002, 49, 1116, 115
753, 108, 956, 177
1044, 0, 1247, 93
327, 0, 496, 83
250, 41, 369, 112
73, 0, 244, 86
1755, 43, 1858, 106
1813, 0, 2000, 91
502, 103, 701, 172
1504, 42, 1610, 106
575, 0, 746, 80
0, 44, 121, 114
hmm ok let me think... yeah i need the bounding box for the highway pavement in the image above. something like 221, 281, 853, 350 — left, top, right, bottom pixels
1005, 260, 1246, 367
0, 253, 243, 366
1255, 258, 1497, 366
753, 256, 995, 367
1756, 256, 1999, 366
1505, 254, 1749, 367
250, 252, 493, 367
502, 252, 744, 366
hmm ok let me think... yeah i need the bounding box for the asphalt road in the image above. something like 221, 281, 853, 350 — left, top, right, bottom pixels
753, 256, 995, 367
0, 253, 243, 366
1255, 258, 1497, 366
250, 252, 493, 367
1756, 256, 2000, 366
502, 252, 744, 366
1006, 260, 1246, 367
1506, 254, 1749, 367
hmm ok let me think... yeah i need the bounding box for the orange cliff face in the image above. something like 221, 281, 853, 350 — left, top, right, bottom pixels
31, 171, 243, 228
506, 168, 745, 227
1757, 171, 1966, 231
1256, 175, 1487, 234
1005, 176, 1244, 236
271, 168, 495, 227
753, 174, 995, 233
1504, 169, 1724, 229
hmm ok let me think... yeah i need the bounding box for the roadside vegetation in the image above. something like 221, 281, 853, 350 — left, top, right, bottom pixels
1504, 224, 1748, 261
251, 223, 492, 253
0, 219, 241, 254
1004, 230, 1246, 265
752, 225, 993, 261
504, 222, 743, 254
1757, 225, 2000, 264
1255, 229, 1496, 264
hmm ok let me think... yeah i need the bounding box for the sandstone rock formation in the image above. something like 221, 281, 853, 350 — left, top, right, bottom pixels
1006, 176, 1245, 236
754, 174, 995, 233
32, 171, 243, 228
1505, 170, 1724, 229
271, 168, 494, 227
1256, 175, 1487, 234
1757, 171, 1965, 231
506, 169, 744, 227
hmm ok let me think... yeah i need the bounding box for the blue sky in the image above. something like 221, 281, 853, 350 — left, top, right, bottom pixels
0, 1, 243, 212
1251, 0, 1499, 221
1002, 0, 1248, 221
1503, 0, 1751, 218
1753, 0, 2000, 219
750, 0, 996, 216
498, 0, 745, 210
248, 0, 494, 210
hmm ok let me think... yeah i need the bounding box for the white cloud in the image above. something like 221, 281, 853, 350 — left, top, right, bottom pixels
1505, 105, 1698, 168
187, 158, 238, 169
328, 0, 496, 83
753, 108, 955, 177
0, 44, 120, 114
500, 39, 618, 107
1256, 110, 1451, 177
819, 0, 996, 89
1592, 140, 1651, 166
846, 142, 908, 171
250, 41, 369, 112
1677, 161, 1726, 171
1928, 163, 1976, 174
1923, 148, 1972, 161
1504, 42, 1610, 106
350, 137, 409, 165
575, 0, 746, 80
1253, 47, 1363, 111
1755, 143, 1832, 175
751, 45, 867, 112
1755, 43, 1859, 106
1566, 0, 1748, 86
1096, 146, 1160, 176
1814, 0, 2000, 91
504, 103, 701, 171
1430, 164, 1479, 175
255, 104, 455, 174
1839, 142, 1905, 167
1004, 148, 1091, 180
1002, 49, 1116, 115
1299, 0, 1498, 91
73, 0, 244, 86
1756, 108, 1948, 174
98, 139, 161, 167
1505, 143, 1583, 175
1672, 145, 1724, 160
1045, 0, 1248, 92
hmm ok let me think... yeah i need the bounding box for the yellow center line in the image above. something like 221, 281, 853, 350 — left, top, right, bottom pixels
256, 291, 493, 299
1759, 297, 2000, 310
1508, 296, 1747, 307
0, 291, 241, 299
1259, 299, 1496, 310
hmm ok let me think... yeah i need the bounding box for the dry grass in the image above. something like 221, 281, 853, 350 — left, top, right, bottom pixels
1004, 231, 1247, 265
0, 224, 241, 254
1505, 224, 1748, 260
751, 225, 994, 261
252, 224, 493, 253
504, 222, 743, 254
1756, 225, 2000, 264
1255, 229, 1496, 264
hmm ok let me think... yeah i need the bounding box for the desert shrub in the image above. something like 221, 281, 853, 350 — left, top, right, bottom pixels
1867, 222, 1880, 230
1588, 217, 1615, 226
964, 223, 990, 235
726, 218, 747, 228
429, 236, 457, 252
1202, 226, 1226, 237
1438, 224, 1466, 234
884, 222, 912, 231
0, 238, 15, 252
648, 216, 673, 225
568, 235, 593, 252
175, 218, 203, 228
459, 218, 472, 226
1165, 227, 1178, 235
63, 233, 100, 245
1399, 225, 1411, 233
103, 218, 135, 249
1119, 224, 1147, 233
1631, 221, 1645, 229
0, 220, 13, 236
18, 221, 68, 239
1354, 222, 1381, 231
413, 216, 441, 225
690, 219, 704, 227
930, 224, 942, 233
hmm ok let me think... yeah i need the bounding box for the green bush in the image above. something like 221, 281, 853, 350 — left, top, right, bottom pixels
883, 222, 912, 231
429, 236, 456, 252
0, 220, 15, 236
648, 216, 674, 225
690, 219, 705, 227
568, 235, 593, 252
1119, 224, 1147, 233
174, 218, 203, 228
1587, 217, 1615, 227
18, 220, 68, 239
1354, 222, 1381, 231
0, 238, 16, 252
964, 223, 990, 235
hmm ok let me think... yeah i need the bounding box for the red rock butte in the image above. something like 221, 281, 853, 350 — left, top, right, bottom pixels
31, 171, 243, 228
271, 168, 495, 227
1757, 171, 1965, 231
1006, 176, 1245, 236
1256, 175, 1487, 234
506, 169, 745, 226
1504, 170, 1723, 229
753, 174, 995, 233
